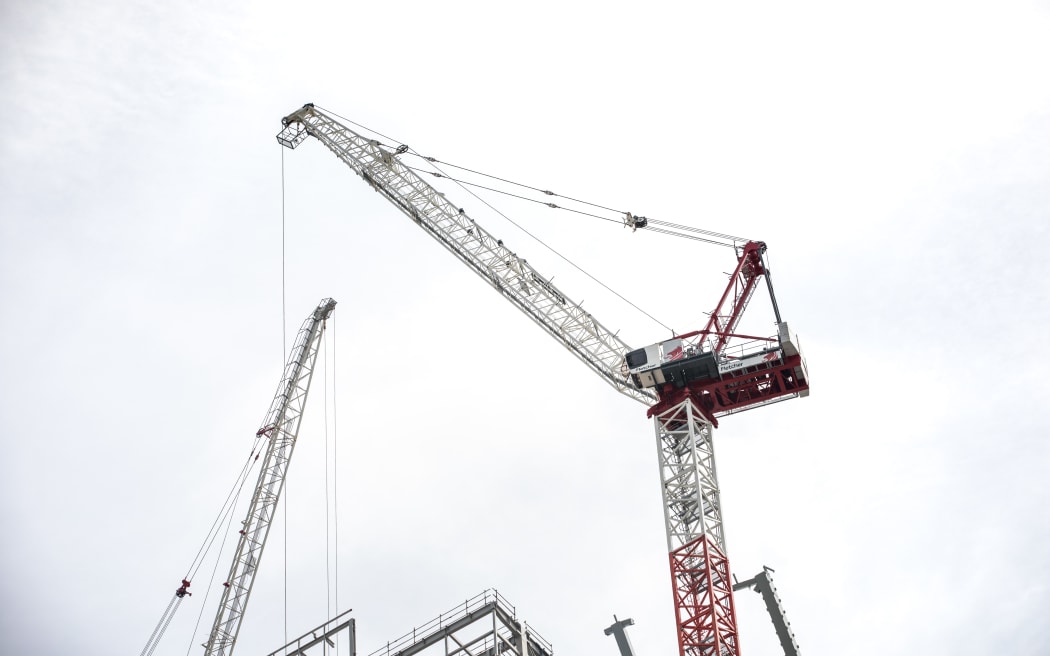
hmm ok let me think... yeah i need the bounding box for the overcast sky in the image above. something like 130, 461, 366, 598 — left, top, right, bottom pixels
2, 2, 1049, 655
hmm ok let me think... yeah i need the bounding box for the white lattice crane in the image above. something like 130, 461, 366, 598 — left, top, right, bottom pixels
203, 298, 336, 656
139, 299, 336, 656
277, 105, 809, 656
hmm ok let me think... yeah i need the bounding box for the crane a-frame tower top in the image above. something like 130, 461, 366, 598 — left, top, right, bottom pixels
278, 104, 809, 656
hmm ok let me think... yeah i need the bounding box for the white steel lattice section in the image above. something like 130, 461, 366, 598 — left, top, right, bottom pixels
204, 298, 337, 656
655, 399, 725, 553
655, 399, 739, 656
278, 107, 655, 407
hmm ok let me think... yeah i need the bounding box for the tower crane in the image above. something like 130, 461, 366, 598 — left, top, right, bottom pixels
277, 104, 809, 656
203, 297, 336, 656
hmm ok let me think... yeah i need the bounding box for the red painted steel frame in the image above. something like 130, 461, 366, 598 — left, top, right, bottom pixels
670, 536, 740, 656
648, 354, 808, 426
698, 241, 766, 356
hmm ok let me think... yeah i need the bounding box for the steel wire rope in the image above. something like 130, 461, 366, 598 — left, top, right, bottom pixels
184, 474, 252, 656
416, 159, 674, 332
404, 166, 754, 249
282, 143, 289, 650
402, 165, 624, 226
140, 427, 265, 656
318, 106, 751, 242
406, 154, 626, 215
332, 317, 340, 650
405, 165, 751, 247
315, 105, 750, 247
315, 106, 732, 236
639, 225, 741, 247
323, 327, 331, 647
315, 105, 404, 150
184, 443, 265, 581
146, 597, 183, 656
398, 154, 753, 245
139, 596, 177, 656
314, 106, 675, 332
311, 108, 769, 337
644, 218, 750, 243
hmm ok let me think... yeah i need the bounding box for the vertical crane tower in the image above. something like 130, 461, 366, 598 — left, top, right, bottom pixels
277, 105, 809, 656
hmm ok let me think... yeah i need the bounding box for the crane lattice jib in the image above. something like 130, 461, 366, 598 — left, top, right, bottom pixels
278, 105, 655, 407
203, 298, 337, 656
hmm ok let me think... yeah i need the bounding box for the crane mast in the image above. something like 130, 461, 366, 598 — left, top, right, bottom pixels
203, 298, 337, 656
278, 105, 809, 656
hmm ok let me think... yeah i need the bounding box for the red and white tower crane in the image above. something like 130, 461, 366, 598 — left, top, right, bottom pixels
277, 105, 809, 656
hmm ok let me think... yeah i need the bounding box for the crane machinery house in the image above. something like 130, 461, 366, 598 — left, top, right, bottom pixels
625, 322, 808, 393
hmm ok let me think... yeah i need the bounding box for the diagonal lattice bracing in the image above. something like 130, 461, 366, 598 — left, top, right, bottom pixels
654, 399, 739, 656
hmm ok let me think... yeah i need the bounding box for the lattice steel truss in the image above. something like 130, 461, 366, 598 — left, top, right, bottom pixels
368, 590, 552, 656
203, 298, 337, 656
278, 105, 655, 407
655, 398, 739, 656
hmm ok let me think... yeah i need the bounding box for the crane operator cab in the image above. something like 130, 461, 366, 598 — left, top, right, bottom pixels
624, 322, 808, 394
624, 338, 718, 389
